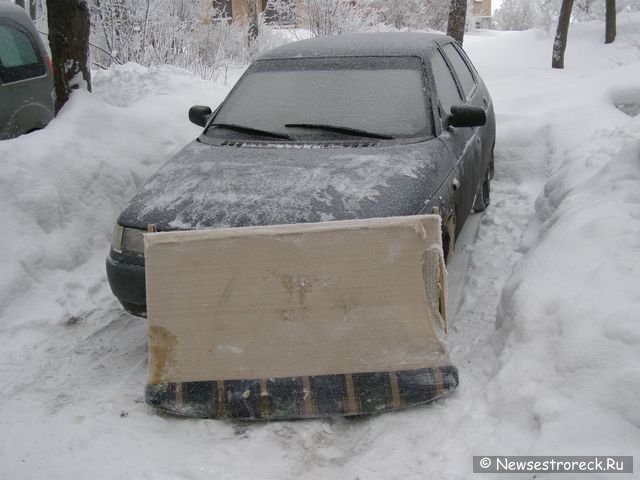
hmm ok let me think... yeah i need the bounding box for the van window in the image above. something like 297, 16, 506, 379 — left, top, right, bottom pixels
0, 23, 45, 83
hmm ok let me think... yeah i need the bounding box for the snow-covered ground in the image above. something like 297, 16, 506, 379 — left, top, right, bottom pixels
1, 15, 639, 479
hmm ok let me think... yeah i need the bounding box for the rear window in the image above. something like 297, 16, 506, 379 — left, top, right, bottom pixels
0, 23, 45, 83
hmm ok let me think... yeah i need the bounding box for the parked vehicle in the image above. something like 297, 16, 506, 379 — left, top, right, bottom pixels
107, 32, 496, 316
0, 2, 54, 140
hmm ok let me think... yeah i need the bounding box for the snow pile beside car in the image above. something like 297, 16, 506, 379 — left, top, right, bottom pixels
494, 111, 640, 456
0, 64, 230, 324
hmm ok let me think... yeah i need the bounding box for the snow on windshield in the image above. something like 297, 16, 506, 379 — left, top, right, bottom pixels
211, 57, 430, 139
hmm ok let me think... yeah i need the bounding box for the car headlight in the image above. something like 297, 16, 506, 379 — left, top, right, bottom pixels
111, 224, 145, 256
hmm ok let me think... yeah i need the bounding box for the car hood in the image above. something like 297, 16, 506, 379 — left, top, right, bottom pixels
118, 139, 448, 231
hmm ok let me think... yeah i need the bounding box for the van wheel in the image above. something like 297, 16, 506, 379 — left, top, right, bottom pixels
472, 168, 491, 212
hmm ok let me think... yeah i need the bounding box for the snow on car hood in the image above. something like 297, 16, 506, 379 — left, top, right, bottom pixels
118, 139, 447, 231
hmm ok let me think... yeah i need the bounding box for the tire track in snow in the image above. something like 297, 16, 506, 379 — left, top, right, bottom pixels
253, 125, 554, 478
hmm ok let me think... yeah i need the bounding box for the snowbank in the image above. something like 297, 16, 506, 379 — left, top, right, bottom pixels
0, 64, 236, 326
494, 111, 640, 457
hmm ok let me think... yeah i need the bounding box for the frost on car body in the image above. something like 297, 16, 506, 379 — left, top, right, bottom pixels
105, 32, 495, 418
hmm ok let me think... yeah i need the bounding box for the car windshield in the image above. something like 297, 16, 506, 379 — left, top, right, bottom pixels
206, 56, 431, 141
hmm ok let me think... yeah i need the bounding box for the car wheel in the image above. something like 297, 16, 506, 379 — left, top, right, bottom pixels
120, 300, 147, 318
472, 167, 491, 213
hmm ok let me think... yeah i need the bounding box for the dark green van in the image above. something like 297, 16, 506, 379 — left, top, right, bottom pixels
0, 2, 54, 140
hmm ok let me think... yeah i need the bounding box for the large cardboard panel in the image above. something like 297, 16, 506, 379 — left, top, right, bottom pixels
145, 215, 449, 385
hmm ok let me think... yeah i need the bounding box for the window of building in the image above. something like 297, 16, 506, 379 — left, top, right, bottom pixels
212, 0, 233, 19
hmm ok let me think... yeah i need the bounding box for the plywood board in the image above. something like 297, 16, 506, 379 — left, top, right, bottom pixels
145, 215, 450, 386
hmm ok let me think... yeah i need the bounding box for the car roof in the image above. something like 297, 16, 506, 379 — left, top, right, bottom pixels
258, 32, 455, 62
0, 1, 36, 24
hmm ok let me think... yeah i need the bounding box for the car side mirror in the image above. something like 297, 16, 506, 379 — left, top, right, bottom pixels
448, 105, 486, 128
189, 105, 212, 127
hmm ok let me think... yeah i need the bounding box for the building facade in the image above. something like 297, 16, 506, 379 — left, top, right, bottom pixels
468, 0, 492, 30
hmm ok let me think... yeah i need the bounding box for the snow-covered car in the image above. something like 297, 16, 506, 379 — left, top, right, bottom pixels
107, 32, 495, 316
0, 2, 54, 140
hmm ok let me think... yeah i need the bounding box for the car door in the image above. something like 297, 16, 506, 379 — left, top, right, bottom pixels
430, 43, 483, 235
441, 41, 488, 169
450, 42, 495, 177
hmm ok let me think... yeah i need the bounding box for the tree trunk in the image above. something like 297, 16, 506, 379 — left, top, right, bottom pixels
29, 0, 37, 20
248, 0, 259, 46
15, 0, 25, 8
141, 0, 151, 63
46, 0, 92, 114
447, 0, 467, 44
605, 0, 616, 44
552, 0, 574, 69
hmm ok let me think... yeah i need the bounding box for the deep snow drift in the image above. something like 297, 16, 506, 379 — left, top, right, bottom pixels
1, 15, 639, 479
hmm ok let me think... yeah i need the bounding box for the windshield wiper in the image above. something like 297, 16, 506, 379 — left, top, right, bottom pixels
285, 123, 394, 140
209, 123, 291, 140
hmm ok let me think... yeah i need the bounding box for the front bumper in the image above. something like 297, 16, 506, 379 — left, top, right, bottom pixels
146, 366, 459, 419
106, 249, 147, 316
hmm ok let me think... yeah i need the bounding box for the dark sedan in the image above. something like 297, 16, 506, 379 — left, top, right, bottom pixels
107, 32, 495, 316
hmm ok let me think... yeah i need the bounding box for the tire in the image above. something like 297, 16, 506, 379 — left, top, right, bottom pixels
472, 168, 491, 212
120, 299, 147, 318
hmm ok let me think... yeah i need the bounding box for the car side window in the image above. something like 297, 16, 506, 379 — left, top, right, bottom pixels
0, 23, 45, 84
442, 43, 476, 99
452, 42, 479, 76
431, 49, 462, 120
